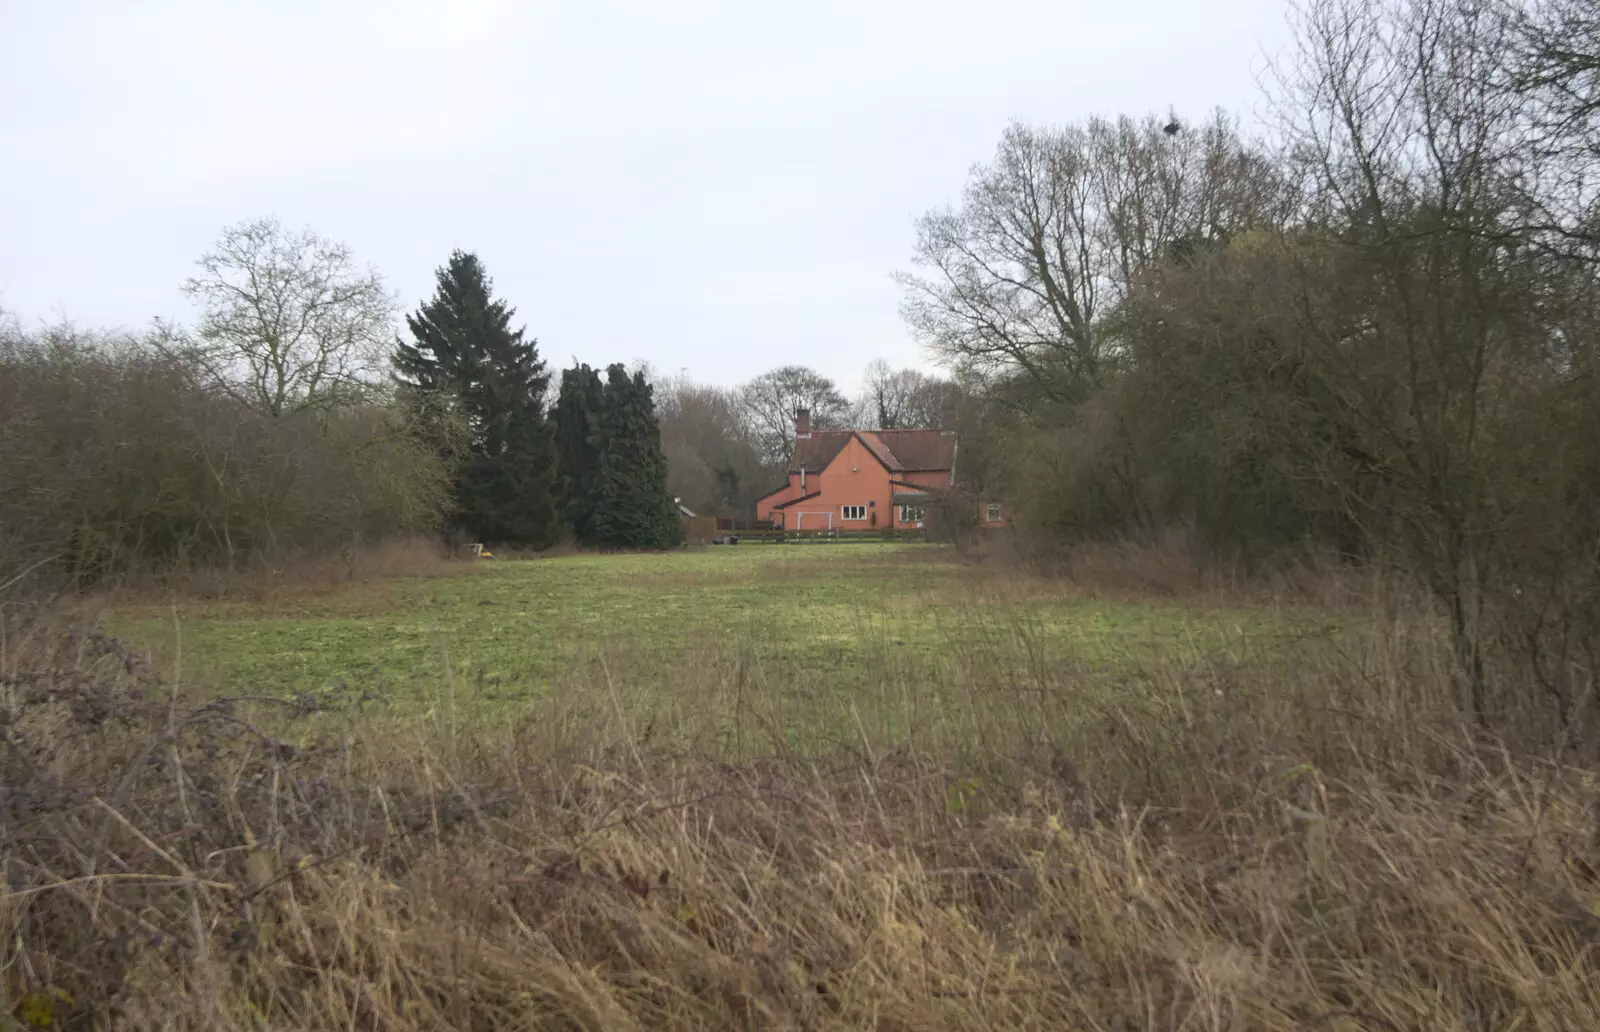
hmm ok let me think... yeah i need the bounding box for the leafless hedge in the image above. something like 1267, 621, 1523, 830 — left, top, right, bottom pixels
0, 322, 453, 599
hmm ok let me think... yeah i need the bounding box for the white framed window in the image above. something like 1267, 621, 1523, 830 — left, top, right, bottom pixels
841, 505, 867, 521
985, 504, 1003, 523
899, 505, 925, 523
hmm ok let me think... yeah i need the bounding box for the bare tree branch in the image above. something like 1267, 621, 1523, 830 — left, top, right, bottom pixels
174, 217, 398, 417
735, 366, 851, 466
897, 114, 1290, 402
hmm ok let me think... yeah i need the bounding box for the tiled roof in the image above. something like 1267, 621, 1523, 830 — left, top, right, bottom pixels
870, 429, 957, 471
790, 431, 853, 472
788, 429, 955, 474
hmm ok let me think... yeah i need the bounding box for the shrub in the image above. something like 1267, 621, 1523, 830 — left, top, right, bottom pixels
0, 323, 453, 597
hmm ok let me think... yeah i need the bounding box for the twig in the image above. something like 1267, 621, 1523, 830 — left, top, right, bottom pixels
600, 657, 647, 775
6, 872, 235, 899
223, 843, 365, 918
0, 554, 62, 598
93, 797, 196, 877
92, 797, 224, 1025
1294, 1010, 1406, 1032
572, 788, 737, 856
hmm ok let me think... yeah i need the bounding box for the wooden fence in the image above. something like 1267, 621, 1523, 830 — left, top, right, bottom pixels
708, 528, 930, 545
681, 516, 720, 545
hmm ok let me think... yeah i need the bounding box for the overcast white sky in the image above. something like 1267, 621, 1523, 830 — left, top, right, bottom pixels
1, 0, 1293, 391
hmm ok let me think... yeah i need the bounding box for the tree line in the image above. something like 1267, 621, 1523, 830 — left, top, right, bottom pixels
0, 216, 963, 593
899, 0, 1600, 737
0, 226, 688, 592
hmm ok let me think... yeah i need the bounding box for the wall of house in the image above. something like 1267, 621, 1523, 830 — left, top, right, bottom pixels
756, 469, 810, 525
890, 472, 951, 528
756, 441, 960, 530
765, 437, 897, 530
756, 476, 800, 520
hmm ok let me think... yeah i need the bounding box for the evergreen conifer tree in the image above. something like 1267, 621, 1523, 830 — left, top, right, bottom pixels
588, 365, 681, 550
553, 363, 605, 542
393, 251, 560, 548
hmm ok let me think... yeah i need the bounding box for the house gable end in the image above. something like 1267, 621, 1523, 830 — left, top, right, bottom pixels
789, 432, 852, 473
856, 432, 905, 472
819, 433, 899, 479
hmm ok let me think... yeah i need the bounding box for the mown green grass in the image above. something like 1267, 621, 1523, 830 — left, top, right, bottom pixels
106, 545, 1311, 751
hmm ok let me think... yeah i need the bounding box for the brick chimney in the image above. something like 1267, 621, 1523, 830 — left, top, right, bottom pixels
794, 407, 811, 437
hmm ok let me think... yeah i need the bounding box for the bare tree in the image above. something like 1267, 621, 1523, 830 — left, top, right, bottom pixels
858, 359, 956, 429
174, 217, 398, 417
736, 365, 851, 466
1507, 0, 1600, 252
655, 373, 767, 518
897, 112, 1288, 402
1257, 0, 1593, 723
896, 122, 1101, 400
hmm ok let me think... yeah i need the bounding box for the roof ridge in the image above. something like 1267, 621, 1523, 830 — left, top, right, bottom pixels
790, 427, 955, 473
856, 431, 904, 472
860, 430, 904, 470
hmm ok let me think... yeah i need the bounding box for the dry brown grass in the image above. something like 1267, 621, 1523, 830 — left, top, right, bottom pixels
948, 531, 1368, 616
3, 562, 1599, 1030
79, 537, 462, 609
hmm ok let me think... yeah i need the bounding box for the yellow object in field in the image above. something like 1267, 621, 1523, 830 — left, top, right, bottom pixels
479, 549, 496, 560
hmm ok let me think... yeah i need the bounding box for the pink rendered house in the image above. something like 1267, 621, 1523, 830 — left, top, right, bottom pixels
755, 409, 960, 531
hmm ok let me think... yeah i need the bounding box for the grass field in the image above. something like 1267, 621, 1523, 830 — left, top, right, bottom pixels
10, 546, 1599, 1030
104, 545, 1311, 754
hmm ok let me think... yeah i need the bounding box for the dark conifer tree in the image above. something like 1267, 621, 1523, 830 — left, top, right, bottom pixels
588, 365, 681, 550
553, 363, 605, 542
393, 251, 560, 548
